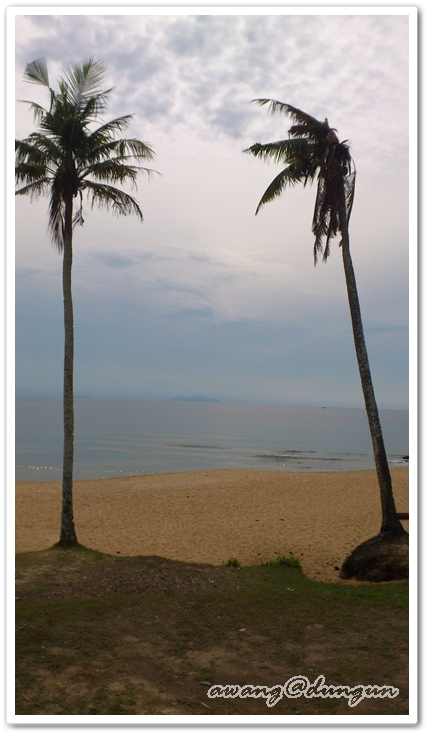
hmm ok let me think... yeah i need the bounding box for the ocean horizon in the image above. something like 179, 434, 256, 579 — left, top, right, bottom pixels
15, 396, 409, 482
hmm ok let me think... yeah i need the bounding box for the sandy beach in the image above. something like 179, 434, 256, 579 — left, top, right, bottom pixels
15, 467, 409, 583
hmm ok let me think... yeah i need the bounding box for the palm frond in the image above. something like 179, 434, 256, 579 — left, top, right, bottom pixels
244, 137, 310, 166
16, 137, 44, 160
19, 99, 49, 124
62, 58, 107, 102
252, 99, 325, 129
16, 134, 61, 165
87, 136, 156, 162
312, 164, 346, 263
87, 117, 131, 145
82, 158, 156, 185
252, 99, 334, 149
23, 58, 50, 87
72, 191, 85, 228
288, 122, 331, 143
312, 176, 331, 263
79, 92, 111, 122
255, 163, 306, 214
84, 139, 155, 168
83, 137, 128, 163
114, 138, 156, 160
81, 160, 139, 187
86, 116, 135, 147
344, 171, 356, 223
81, 181, 144, 220
48, 179, 65, 250
15, 178, 50, 199
339, 171, 356, 249
15, 161, 47, 185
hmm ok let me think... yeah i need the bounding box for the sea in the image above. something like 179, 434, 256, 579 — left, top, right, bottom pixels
15, 397, 409, 482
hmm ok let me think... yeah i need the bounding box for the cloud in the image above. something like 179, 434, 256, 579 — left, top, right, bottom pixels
170, 306, 215, 319
152, 277, 208, 298
92, 253, 139, 269
13, 10, 411, 408
15, 13, 409, 169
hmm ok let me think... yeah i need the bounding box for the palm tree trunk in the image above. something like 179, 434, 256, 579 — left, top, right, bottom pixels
338, 186, 405, 537
58, 195, 78, 545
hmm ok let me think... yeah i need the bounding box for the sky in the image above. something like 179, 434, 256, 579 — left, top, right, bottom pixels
12, 6, 414, 409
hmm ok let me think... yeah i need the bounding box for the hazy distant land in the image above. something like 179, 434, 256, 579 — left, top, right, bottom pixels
169, 395, 221, 403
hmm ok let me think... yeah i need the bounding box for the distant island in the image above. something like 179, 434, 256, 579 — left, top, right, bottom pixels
169, 395, 221, 403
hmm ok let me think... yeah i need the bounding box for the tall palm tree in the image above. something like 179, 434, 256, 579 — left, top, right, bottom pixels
245, 100, 407, 559
16, 58, 156, 545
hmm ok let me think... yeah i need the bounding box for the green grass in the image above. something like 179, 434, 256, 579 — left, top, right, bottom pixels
263, 554, 302, 568
223, 557, 241, 567
15, 546, 409, 716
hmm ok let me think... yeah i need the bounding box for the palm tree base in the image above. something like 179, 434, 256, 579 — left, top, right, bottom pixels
54, 537, 80, 548
340, 530, 409, 582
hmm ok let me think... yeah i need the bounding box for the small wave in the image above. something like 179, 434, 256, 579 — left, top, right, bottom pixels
21, 465, 58, 471
274, 450, 317, 455
389, 455, 409, 465
266, 450, 368, 458
255, 453, 357, 462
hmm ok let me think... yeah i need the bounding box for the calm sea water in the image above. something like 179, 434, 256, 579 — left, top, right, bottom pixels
15, 397, 409, 481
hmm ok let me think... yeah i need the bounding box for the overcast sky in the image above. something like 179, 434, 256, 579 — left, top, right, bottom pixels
13, 7, 413, 409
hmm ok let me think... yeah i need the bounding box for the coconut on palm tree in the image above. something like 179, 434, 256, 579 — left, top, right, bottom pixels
245, 100, 408, 581
15, 58, 156, 546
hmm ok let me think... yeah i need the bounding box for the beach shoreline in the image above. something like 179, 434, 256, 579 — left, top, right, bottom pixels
15, 467, 409, 584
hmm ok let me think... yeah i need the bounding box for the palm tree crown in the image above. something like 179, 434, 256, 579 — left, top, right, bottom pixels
245, 99, 356, 263
15, 57, 156, 248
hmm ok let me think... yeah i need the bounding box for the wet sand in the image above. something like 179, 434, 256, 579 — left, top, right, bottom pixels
15, 467, 409, 583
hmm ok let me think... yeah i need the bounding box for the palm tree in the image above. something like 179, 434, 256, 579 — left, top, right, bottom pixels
16, 58, 156, 545
245, 100, 407, 580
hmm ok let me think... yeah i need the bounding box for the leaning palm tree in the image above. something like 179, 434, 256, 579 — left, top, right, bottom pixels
16, 58, 156, 545
245, 100, 408, 581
